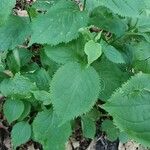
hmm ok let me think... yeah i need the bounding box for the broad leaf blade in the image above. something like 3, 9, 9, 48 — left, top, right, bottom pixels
32, 90, 51, 105
0, 15, 31, 51
18, 101, 31, 121
3, 99, 24, 123
99, 0, 148, 17
50, 62, 100, 124
89, 6, 128, 37
0, 73, 37, 98
30, 0, 88, 45
32, 110, 71, 150
102, 42, 125, 64
0, 0, 16, 25
25, 68, 51, 91
6, 48, 32, 73
44, 42, 79, 64
93, 57, 130, 101
103, 73, 150, 146
11, 122, 31, 148
132, 41, 150, 73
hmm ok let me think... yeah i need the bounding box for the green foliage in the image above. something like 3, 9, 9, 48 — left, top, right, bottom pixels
50, 62, 100, 124
99, 0, 148, 17
11, 122, 31, 148
132, 41, 150, 73
44, 42, 79, 64
0, 0, 15, 25
103, 73, 150, 146
3, 99, 24, 123
6, 48, 32, 73
101, 41, 126, 64
90, 6, 128, 36
18, 101, 31, 121
32, 110, 71, 150
30, 0, 88, 45
0, 15, 31, 51
0, 0, 150, 149
101, 119, 119, 141
93, 57, 130, 100
25, 68, 51, 91
84, 40, 102, 65
81, 116, 96, 139
32, 90, 51, 105
81, 108, 100, 139
0, 73, 37, 98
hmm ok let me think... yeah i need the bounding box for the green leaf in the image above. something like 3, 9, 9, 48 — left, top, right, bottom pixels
32, 0, 58, 11
84, 40, 102, 65
25, 68, 51, 91
40, 49, 60, 76
119, 132, 129, 143
89, 6, 128, 37
0, 15, 31, 51
101, 119, 119, 141
82, 0, 101, 12
93, 57, 130, 101
136, 17, 150, 33
30, 0, 88, 45
50, 62, 100, 124
81, 116, 96, 139
84, 108, 100, 121
32, 90, 51, 105
99, 0, 148, 17
132, 41, 150, 73
44, 42, 79, 64
0, 0, 16, 25
102, 41, 125, 64
22, 62, 39, 73
11, 122, 31, 148
6, 48, 32, 73
0, 73, 37, 98
6, 50, 20, 73
18, 101, 31, 121
32, 110, 71, 150
3, 99, 24, 123
103, 73, 150, 146
132, 41, 150, 61
81, 106, 100, 139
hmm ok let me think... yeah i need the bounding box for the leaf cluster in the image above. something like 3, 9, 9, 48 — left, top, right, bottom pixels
0, 0, 150, 149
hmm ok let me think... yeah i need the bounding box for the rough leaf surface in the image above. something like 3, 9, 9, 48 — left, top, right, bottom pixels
0, 73, 37, 98
30, 0, 88, 45
102, 41, 125, 64
99, 0, 148, 17
44, 42, 79, 64
50, 62, 100, 124
103, 73, 150, 146
93, 57, 129, 101
32, 110, 71, 150
0, 15, 31, 51
3, 99, 24, 123
11, 122, 31, 148
32, 90, 51, 105
0, 0, 15, 25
